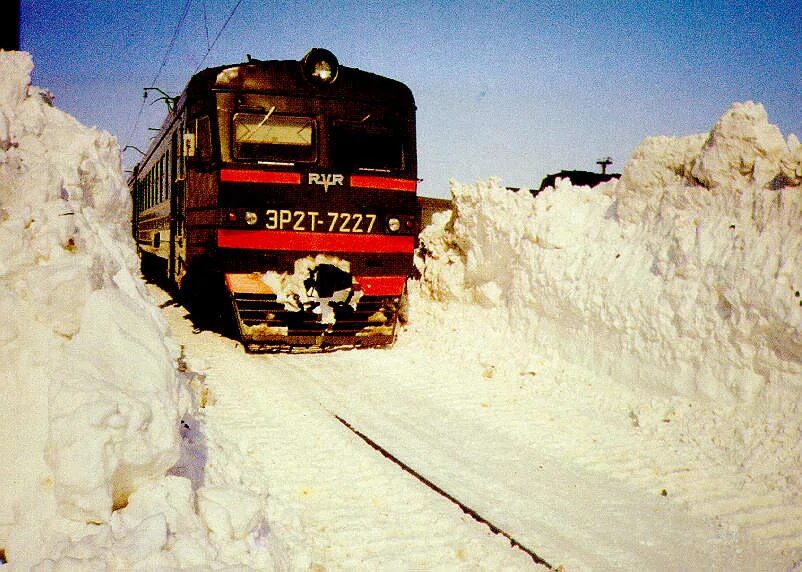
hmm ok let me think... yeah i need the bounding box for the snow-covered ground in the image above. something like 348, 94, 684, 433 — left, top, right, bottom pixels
2, 50, 801, 569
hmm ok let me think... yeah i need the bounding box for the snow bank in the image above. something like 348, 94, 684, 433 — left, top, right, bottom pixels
416, 101, 802, 480
0, 52, 285, 569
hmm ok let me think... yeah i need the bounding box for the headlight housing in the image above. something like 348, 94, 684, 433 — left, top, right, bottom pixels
302, 48, 339, 85
385, 214, 417, 234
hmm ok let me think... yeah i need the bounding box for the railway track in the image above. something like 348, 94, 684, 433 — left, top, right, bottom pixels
333, 414, 552, 568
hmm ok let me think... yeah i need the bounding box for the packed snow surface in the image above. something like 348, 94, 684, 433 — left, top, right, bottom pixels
3, 47, 802, 570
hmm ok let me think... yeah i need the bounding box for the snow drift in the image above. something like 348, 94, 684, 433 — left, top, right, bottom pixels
417, 101, 802, 483
418, 101, 801, 403
0, 52, 286, 569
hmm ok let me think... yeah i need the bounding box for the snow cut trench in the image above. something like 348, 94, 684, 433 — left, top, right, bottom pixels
4, 44, 801, 569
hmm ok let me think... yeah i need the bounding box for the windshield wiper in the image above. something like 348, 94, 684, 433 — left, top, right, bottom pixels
240, 106, 275, 142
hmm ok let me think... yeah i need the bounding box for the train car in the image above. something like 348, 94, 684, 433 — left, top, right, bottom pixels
130, 49, 419, 350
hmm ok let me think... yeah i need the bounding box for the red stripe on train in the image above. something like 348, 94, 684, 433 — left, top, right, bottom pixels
350, 175, 417, 192
353, 275, 407, 296
225, 272, 407, 297
220, 169, 301, 185
218, 229, 415, 253
220, 170, 415, 192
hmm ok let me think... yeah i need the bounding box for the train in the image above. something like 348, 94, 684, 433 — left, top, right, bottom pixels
129, 49, 419, 351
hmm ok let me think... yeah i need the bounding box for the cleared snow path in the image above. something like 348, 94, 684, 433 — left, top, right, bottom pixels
155, 284, 796, 570
278, 344, 770, 570
156, 289, 538, 569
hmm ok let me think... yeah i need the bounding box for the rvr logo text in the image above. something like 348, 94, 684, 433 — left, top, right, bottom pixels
308, 173, 344, 192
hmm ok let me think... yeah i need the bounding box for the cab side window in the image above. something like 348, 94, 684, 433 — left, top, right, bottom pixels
196, 116, 212, 161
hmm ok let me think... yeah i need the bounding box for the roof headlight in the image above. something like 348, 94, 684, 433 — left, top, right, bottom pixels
245, 211, 258, 225
387, 217, 401, 232
312, 60, 333, 81
302, 48, 339, 85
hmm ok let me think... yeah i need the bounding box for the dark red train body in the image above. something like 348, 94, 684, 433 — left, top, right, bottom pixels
130, 49, 419, 350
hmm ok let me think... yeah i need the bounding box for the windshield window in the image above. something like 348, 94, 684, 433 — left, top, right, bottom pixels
331, 124, 405, 172
233, 112, 315, 162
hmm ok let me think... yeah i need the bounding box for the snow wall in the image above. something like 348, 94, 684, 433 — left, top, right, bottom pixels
0, 52, 286, 569
417, 102, 802, 410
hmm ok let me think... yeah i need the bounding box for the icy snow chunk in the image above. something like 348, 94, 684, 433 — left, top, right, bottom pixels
109, 476, 215, 567
476, 280, 503, 307
615, 132, 707, 224
197, 486, 266, 541
0, 52, 33, 111
690, 101, 789, 190
414, 208, 468, 303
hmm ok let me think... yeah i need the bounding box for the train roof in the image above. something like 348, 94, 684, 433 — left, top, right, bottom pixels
184, 53, 415, 108
133, 51, 414, 174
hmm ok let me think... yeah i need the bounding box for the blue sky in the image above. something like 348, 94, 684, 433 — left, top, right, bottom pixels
20, 0, 801, 198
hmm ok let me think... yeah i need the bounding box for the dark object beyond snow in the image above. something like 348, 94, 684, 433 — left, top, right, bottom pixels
536, 170, 621, 194
305, 264, 353, 298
